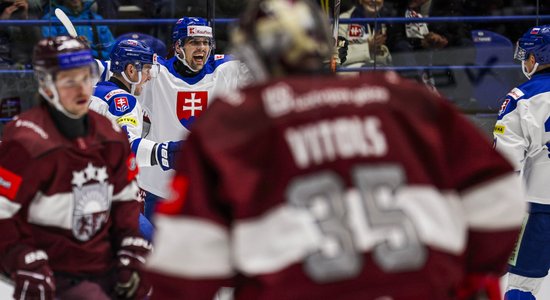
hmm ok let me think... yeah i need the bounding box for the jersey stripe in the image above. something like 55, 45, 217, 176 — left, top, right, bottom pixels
149, 182, 520, 279
462, 173, 526, 229
0, 195, 21, 219
28, 191, 74, 228
233, 205, 323, 275
113, 181, 139, 202
147, 215, 233, 278
28, 184, 115, 228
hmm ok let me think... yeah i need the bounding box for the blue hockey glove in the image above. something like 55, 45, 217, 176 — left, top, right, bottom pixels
155, 141, 184, 171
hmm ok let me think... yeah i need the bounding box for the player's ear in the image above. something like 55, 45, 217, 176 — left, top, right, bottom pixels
124, 64, 135, 77
175, 41, 184, 55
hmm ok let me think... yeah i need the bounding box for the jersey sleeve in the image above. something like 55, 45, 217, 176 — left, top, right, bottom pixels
439, 98, 525, 276
146, 133, 234, 299
493, 93, 530, 171
103, 93, 157, 168
0, 139, 45, 274
106, 140, 143, 250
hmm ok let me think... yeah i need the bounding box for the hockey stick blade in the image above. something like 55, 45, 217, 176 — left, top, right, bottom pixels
54, 8, 77, 38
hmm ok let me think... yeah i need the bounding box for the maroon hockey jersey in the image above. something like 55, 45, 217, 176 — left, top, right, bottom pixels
147, 72, 525, 300
0, 104, 141, 277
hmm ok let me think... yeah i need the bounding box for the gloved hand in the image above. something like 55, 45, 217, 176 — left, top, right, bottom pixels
115, 237, 152, 299
12, 249, 55, 300
155, 140, 184, 171
337, 36, 349, 65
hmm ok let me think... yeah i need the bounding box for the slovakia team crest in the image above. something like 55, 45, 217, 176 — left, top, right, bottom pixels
71, 163, 112, 241
114, 97, 129, 112
348, 24, 363, 38
177, 91, 208, 130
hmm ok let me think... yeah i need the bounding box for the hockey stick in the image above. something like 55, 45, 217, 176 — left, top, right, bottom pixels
207, 0, 216, 39
54, 8, 77, 38
330, 0, 341, 73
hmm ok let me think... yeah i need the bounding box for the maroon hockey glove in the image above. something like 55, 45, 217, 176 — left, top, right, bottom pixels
12, 249, 55, 300
115, 237, 152, 299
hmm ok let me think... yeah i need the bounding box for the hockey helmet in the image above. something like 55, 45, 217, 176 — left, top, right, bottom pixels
230, 0, 332, 82
33, 35, 95, 76
116, 32, 168, 58
172, 17, 214, 72
172, 17, 214, 45
33, 35, 97, 118
110, 39, 155, 73
514, 25, 550, 64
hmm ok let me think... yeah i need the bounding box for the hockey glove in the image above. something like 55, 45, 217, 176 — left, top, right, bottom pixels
115, 237, 152, 299
12, 249, 55, 300
155, 141, 184, 171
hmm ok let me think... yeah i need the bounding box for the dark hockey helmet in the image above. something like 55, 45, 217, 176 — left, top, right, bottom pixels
514, 25, 550, 64
230, 0, 332, 82
110, 39, 155, 73
33, 35, 95, 77
33, 36, 97, 117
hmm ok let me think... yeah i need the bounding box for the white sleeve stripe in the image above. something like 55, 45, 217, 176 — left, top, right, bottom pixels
462, 173, 527, 229
135, 139, 156, 168
0, 195, 21, 219
112, 181, 139, 202
146, 215, 233, 278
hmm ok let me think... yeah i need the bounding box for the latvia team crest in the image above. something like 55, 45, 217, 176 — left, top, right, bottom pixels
71, 163, 112, 241
176, 91, 208, 130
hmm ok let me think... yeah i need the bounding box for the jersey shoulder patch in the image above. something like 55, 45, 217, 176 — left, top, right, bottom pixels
108, 93, 138, 116
506, 88, 524, 100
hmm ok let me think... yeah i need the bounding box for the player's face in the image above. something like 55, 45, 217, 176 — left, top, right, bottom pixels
55, 66, 93, 118
133, 64, 152, 96
360, 0, 383, 14
182, 37, 211, 71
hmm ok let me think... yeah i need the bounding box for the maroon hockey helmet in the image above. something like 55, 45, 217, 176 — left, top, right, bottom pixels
33, 35, 94, 76
33, 36, 97, 118
230, 0, 332, 82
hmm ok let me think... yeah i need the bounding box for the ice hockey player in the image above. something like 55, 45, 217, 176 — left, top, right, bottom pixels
89, 38, 183, 240
493, 25, 550, 300
0, 36, 150, 300
89, 39, 183, 177
145, 0, 526, 299
137, 16, 250, 220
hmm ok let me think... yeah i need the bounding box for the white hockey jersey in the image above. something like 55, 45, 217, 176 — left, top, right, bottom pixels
338, 7, 392, 67
89, 80, 156, 168
138, 55, 249, 198
493, 70, 550, 204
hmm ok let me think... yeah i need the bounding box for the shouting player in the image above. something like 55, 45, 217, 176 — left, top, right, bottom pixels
137, 16, 250, 220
